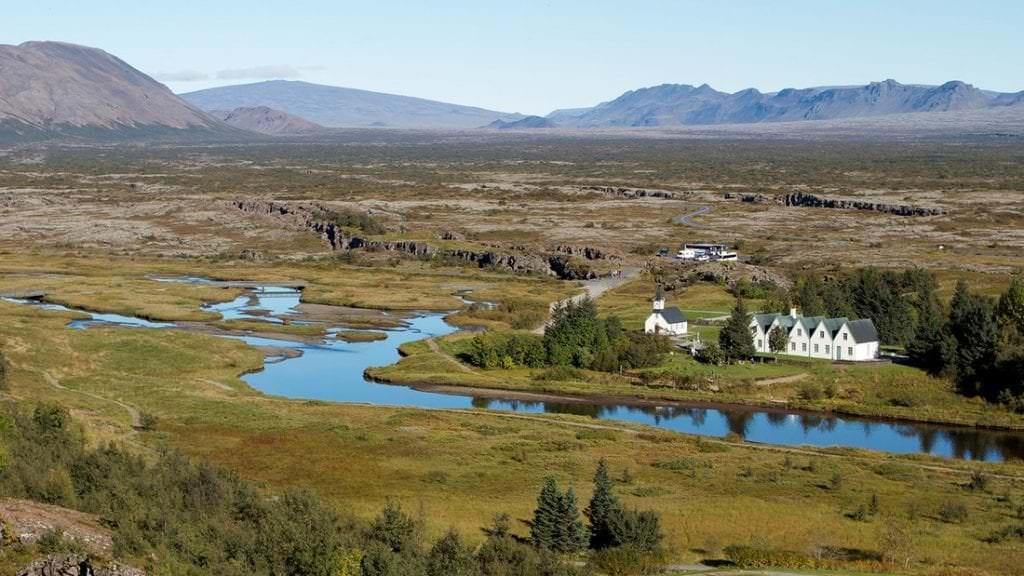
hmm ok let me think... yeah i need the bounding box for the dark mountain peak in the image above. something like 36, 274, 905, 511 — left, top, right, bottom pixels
485, 115, 557, 130
212, 106, 324, 135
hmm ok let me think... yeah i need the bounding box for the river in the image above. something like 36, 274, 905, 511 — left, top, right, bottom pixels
7, 283, 1023, 462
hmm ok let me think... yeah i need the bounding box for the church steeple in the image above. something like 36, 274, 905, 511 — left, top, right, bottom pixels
652, 284, 665, 311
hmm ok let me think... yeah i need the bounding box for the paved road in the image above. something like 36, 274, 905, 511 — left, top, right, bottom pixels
671, 205, 712, 226
533, 267, 642, 335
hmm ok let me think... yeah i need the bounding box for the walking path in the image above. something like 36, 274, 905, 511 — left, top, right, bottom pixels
533, 267, 642, 334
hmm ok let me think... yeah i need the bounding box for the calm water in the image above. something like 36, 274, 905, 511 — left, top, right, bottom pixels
9, 288, 1024, 462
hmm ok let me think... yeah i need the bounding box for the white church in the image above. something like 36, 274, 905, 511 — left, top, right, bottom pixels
644, 285, 688, 336
750, 309, 880, 362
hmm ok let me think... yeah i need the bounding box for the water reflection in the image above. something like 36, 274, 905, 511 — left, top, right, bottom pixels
6, 290, 1024, 463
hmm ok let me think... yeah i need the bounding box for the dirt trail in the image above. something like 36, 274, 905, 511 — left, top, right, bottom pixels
426, 338, 476, 374
533, 267, 642, 334
41, 371, 142, 429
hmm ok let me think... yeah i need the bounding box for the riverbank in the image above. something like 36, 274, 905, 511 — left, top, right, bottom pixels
366, 332, 1024, 433
3, 309, 1022, 574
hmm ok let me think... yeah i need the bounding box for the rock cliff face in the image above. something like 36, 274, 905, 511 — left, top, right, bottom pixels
580, 186, 678, 200
781, 192, 944, 217
17, 555, 145, 576
231, 200, 617, 279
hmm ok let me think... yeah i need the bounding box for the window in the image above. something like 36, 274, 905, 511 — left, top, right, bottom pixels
848, 347, 853, 356
843, 332, 848, 341
790, 342, 796, 351
813, 344, 819, 353
757, 339, 763, 348
797, 328, 802, 336
825, 345, 830, 354
819, 330, 824, 338
802, 343, 807, 352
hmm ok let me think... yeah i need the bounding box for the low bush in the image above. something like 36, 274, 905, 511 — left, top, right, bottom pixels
723, 545, 814, 569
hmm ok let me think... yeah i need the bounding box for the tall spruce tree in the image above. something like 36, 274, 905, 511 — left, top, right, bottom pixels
586, 459, 620, 550
719, 297, 755, 362
907, 284, 955, 375
997, 274, 1024, 338
557, 487, 588, 553
531, 478, 563, 549
948, 281, 999, 396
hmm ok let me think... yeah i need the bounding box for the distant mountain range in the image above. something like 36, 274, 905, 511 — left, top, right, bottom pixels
0, 41, 233, 142
211, 106, 325, 135
542, 80, 1024, 128
181, 80, 524, 129
1, 40, 1022, 142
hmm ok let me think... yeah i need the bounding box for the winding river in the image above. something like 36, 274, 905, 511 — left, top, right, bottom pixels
7, 284, 1024, 463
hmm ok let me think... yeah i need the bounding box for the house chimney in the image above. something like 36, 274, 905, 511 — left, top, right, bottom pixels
789, 307, 798, 318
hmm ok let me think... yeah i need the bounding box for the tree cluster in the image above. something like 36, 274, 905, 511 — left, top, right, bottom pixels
791, 268, 937, 345
467, 299, 671, 373
530, 460, 664, 566
908, 276, 1024, 410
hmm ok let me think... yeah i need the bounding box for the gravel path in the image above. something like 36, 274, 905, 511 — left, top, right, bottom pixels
671, 205, 712, 226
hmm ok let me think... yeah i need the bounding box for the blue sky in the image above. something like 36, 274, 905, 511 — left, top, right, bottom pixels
5, 0, 1022, 115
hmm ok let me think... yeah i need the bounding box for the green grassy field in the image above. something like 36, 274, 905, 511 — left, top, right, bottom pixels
2, 255, 1024, 574
370, 330, 1024, 431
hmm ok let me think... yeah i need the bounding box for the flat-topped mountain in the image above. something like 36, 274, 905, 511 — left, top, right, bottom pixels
182, 80, 524, 129
0, 41, 229, 141
553, 80, 1024, 128
211, 106, 325, 135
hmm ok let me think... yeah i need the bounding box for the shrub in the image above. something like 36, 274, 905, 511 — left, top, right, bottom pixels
799, 382, 824, 401
939, 501, 969, 524
588, 545, 666, 576
695, 343, 725, 365
533, 365, 583, 382
723, 545, 813, 569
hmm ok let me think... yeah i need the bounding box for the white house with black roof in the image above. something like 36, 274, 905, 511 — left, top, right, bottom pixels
644, 285, 687, 336
750, 308, 879, 362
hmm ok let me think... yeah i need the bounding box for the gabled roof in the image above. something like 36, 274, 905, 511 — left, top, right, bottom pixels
752, 313, 778, 332
657, 307, 686, 324
846, 319, 879, 343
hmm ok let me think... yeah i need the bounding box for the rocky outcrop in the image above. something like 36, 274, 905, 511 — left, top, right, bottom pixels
232, 200, 616, 279
17, 555, 145, 576
550, 244, 621, 261
781, 192, 943, 216
579, 186, 678, 200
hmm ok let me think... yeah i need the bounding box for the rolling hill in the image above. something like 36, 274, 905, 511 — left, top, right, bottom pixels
211, 106, 325, 135
0, 41, 232, 141
181, 80, 524, 129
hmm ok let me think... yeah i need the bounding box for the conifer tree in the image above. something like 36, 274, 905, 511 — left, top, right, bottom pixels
558, 487, 588, 553
719, 297, 755, 362
531, 478, 563, 549
586, 459, 620, 550
948, 281, 998, 396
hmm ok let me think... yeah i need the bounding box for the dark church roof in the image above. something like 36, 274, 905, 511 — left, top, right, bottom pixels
657, 307, 686, 324
846, 319, 879, 343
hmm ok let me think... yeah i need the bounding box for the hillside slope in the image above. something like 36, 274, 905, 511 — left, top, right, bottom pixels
181, 80, 523, 129
0, 41, 231, 141
555, 80, 1024, 128
211, 106, 325, 135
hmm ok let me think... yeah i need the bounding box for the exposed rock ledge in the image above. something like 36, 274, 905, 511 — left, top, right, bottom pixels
781, 192, 944, 216
579, 185, 678, 200
232, 200, 617, 280
18, 555, 146, 576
